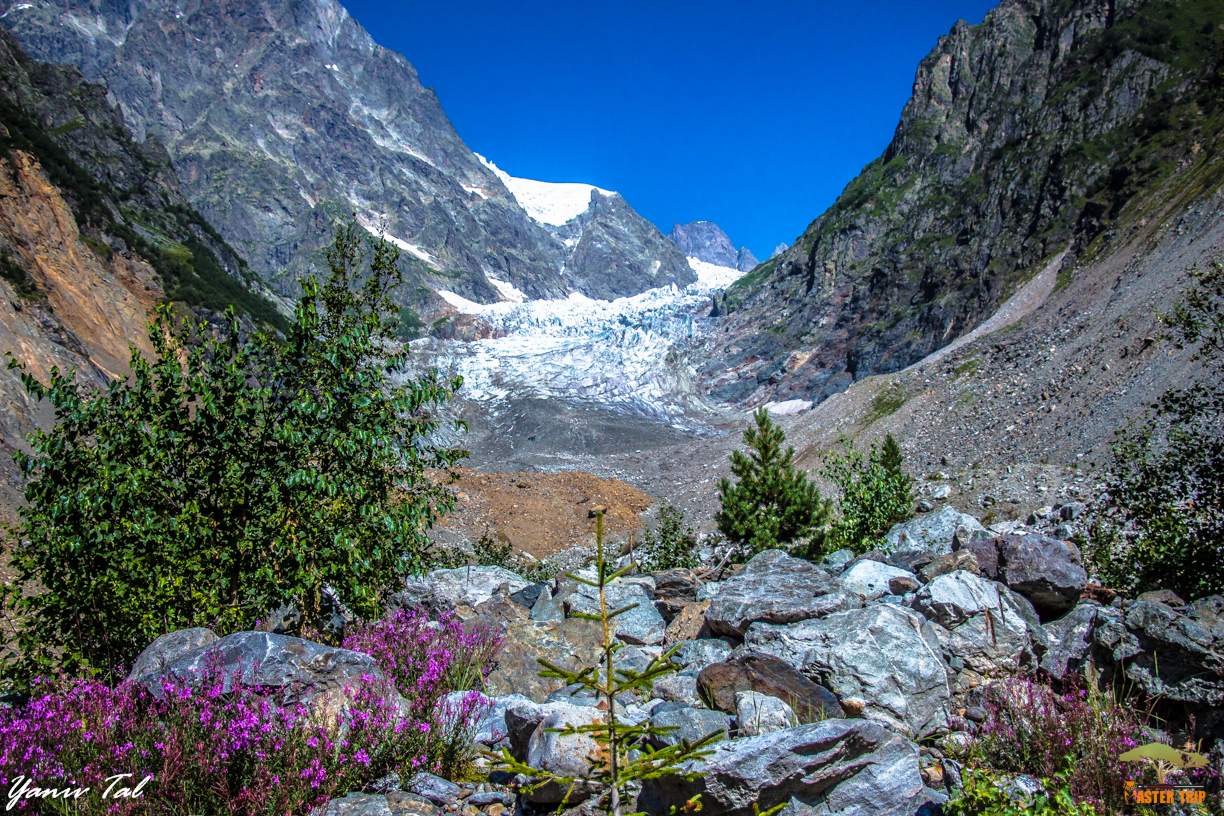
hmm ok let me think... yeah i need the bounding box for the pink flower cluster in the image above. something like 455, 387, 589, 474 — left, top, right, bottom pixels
0, 613, 498, 814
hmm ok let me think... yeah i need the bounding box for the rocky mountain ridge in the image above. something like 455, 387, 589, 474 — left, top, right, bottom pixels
669, 220, 758, 272
0, 0, 695, 315
0, 28, 283, 522
704, 0, 1223, 406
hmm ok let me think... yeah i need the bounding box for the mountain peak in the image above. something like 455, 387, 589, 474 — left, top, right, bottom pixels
670, 220, 756, 272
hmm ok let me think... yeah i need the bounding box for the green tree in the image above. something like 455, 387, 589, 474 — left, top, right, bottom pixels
639, 503, 699, 573
494, 510, 717, 815
822, 433, 914, 555
1086, 260, 1223, 600
716, 408, 830, 558
2, 223, 465, 685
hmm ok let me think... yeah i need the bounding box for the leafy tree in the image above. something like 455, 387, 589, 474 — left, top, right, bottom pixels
821, 433, 914, 555
2, 223, 465, 685
716, 408, 830, 558
494, 510, 718, 815
638, 503, 699, 573
1086, 260, 1223, 600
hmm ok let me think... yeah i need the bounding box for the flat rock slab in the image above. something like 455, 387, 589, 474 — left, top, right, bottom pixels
706, 549, 859, 638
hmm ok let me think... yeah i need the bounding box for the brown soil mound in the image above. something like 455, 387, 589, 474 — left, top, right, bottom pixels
439, 468, 653, 558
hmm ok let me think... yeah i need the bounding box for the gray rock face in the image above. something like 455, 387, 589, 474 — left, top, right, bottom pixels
561, 574, 666, 646
670, 220, 756, 271
970, 533, 1088, 618
912, 570, 1046, 685
673, 638, 734, 675
136, 631, 383, 700
397, 566, 530, 612
698, 0, 1200, 407
745, 605, 950, 738
706, 550, 858, 637
652, 673, 703, 707
735, 691, 798, 736
1094, 597, 1224, 709
637, 719, 929, 816
1040, 602, 1101, 679
840, 560, 919, 601
650, 702, 732, 748
3, 0, 693, 309
883, 507, 986, 557
127, 627, 218, 684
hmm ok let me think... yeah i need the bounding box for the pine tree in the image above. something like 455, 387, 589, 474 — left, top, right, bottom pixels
494, 510, 717, 815
880, 433, 904, 477
716, 408, 830, 558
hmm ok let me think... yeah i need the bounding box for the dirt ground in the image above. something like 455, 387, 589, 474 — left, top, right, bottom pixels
436, 467, 654, 558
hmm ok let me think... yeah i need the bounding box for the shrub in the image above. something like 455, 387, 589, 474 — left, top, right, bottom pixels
959, 677, 1205, 813
820, 433, 914, 555
944, 767, 1100, 816
1085, 260, 1222, 600
468, 529, 559, 584
2, 224, 466, 688
639, 503, 700, 572
717, 408, 831, 559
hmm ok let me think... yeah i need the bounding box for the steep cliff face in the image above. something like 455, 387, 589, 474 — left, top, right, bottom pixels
0, 30, 279, 520
1, 0, 695, 310
703, 0, 1223, 405
670, 221, 758, 272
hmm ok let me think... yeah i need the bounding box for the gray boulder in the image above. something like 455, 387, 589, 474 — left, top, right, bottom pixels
1040, 602, 1102, 679
562, 573, 666, 646
652, 673, 703, 707
637, 719, 930, 816
127, 627, 218, 684
884, 507, 986, 556
525, 702, 605, 803
840, 560, 919, 601
1094, 597, 1224, 710
706, 550, 859, 638
397, 565, 530, 612
912, 570, 1047, 685
673, 638, 734, 675
735, 691, 798, 736
137, 631, 383, 699
744, 605, 950, 738
650, 702, 732, 747
319, 793, 396, 816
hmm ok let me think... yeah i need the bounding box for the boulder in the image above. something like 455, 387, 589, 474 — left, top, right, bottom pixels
406, 773, 461, 805
530, 586, 565, 623
840, 560, 919, 601
525, 702, 605, 803
654, 568, 702, 617
138, 631, 383, 699
649, 702, 732, 747
673, 638, 733, 675
1094, 597, 1224, 711
562, 573, 666, 646
735, 691, 798, 736
697, 650, 843, 723
652, 673, 703, 707
920, 550, 980, 582
127, 627, 218, 684
482, 606, 604, 702
911, 570, 1046, 685
744, 605, 950, 738
319, 793, 397, 816
396, 565, 530, 612
1039, 602, 1102, 679
706, 550, 859, 638
883, 507, 985, 556
636, 719, 930, 816
964, 533, 1088, 618
459, 692, 536, 749
665, 600, 711, 643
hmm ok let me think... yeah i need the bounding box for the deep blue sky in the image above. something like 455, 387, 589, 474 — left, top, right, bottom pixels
343, 0, 996, 259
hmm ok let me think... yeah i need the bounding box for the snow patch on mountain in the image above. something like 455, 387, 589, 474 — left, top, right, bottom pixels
355, 213, 438, 266
476, 154, 615, 227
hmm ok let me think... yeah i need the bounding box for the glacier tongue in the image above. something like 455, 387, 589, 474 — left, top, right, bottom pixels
416, 258, 743, 429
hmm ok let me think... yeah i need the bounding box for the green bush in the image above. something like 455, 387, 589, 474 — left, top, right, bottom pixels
2, 223, 466, 687
1085, 260, 1223, 600
717, 408, 831, 559
470, 529, 558, 584
638, 503, 699, 572
821, 433, 914, 555
944, 768, 1100, 816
